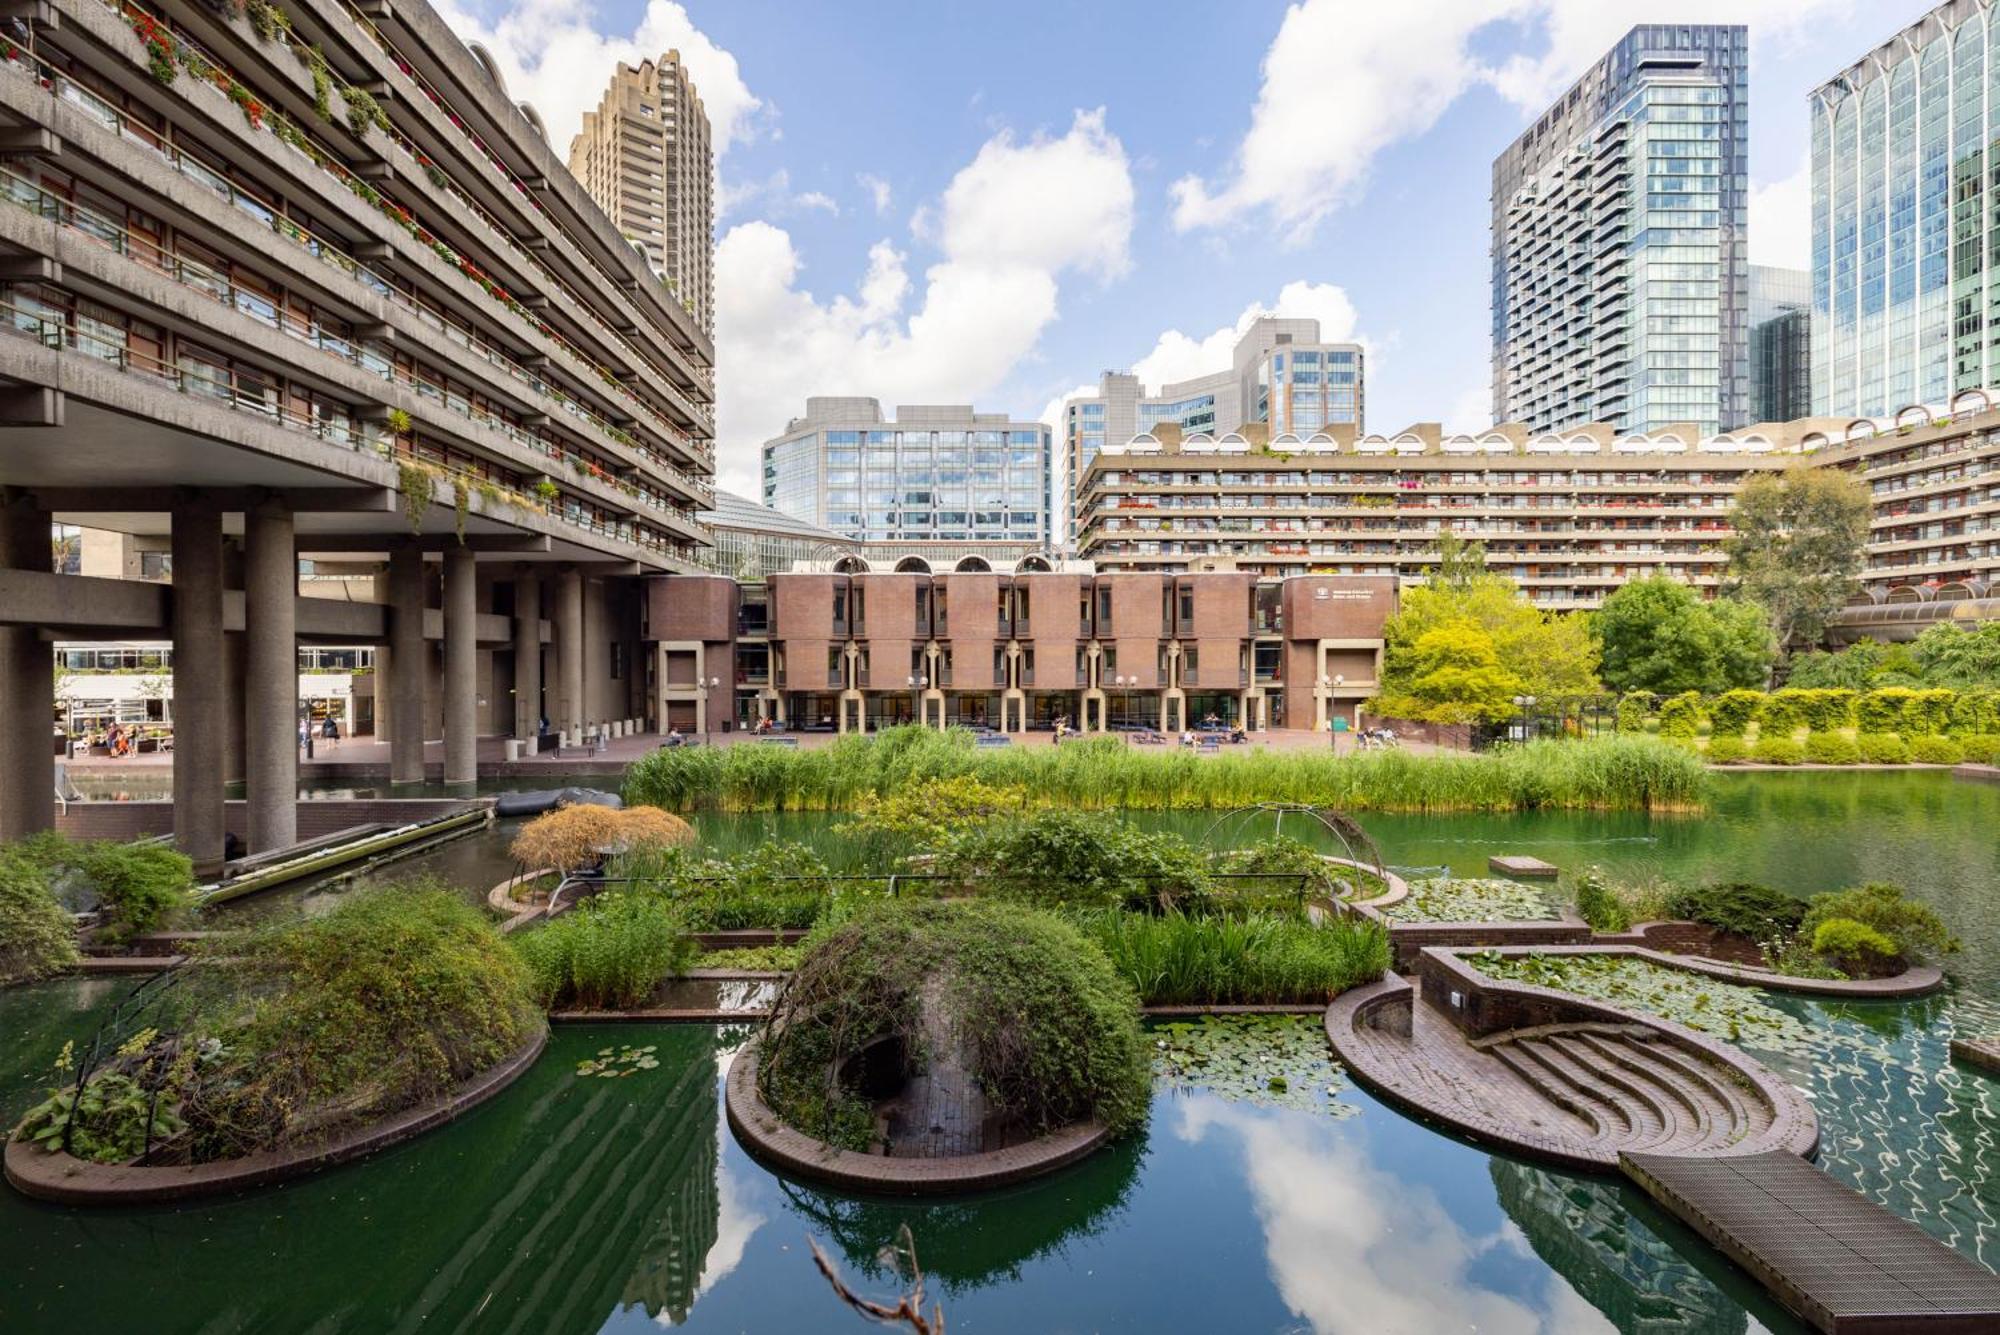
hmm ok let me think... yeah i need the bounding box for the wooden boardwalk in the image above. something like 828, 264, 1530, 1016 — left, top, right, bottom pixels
1622, 1150, 2000, 1334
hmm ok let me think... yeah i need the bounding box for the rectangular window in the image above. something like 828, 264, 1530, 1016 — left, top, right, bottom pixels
1181, 647, 1198, 682
610, 643, 625, 681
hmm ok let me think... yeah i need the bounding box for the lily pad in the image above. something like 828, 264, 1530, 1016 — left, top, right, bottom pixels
1381, 877, 1558, 924
1150, 1015, 1357, 1117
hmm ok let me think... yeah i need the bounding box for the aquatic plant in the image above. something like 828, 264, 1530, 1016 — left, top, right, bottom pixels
1378, 877, 1559, 924
1468, 952, 1818, 1053
1151, 1014, 1358, 1116
622, 727, 1708, 815
1074, 910, 1387, 1005
511, 892, 695, 1008
926, 809, 1212, 911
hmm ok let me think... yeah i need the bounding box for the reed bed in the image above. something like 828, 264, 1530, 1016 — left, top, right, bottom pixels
1073, 910, 1390, 1005
624, 728, 1706, 815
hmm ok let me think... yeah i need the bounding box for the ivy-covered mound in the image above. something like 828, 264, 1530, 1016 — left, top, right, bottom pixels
754, 899, 1151, 1153
14, 882, 542, 1166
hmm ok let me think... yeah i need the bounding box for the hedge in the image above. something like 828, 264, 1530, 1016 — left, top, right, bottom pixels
1656, 691, 1706, 740
1708, 690, 1763, 738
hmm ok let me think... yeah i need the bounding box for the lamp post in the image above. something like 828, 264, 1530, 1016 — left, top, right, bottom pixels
1113, 674, 1127, 731
704, 676, 720, 747
908, 673, 928, 727
1512, 694, 1537, 744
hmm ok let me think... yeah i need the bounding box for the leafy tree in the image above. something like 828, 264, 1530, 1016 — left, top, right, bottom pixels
1911, 622, 2000, 689
1592, 576, 1774, 694
1383, 541, 1598, 702
1374, 620, 1521, 724
1784, 638, 1924, 690
1724, 466, 1871, 657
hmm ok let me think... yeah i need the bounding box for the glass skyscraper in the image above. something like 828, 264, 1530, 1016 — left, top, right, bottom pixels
1810, 0, 2000, 418
1492, 24, 1749, 436
762, 398, 1050, 547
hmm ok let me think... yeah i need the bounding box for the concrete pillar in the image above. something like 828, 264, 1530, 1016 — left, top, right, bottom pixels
221, 633, 246, 787
443, 546, 477, 784
171, 502, 226, 874
244, 502, 296, 851
513, 569, 541, 738
388, 545, 426, 784
555, 566, 583, 739
0, 493, 54, 840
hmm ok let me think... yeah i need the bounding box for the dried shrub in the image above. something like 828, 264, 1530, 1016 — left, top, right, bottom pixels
509, 803, 693, 873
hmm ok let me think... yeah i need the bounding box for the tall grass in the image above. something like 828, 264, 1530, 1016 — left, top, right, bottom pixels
510, 893, 695, 1008
625, 728, 1706, 815
1072, 910, 1389, 1005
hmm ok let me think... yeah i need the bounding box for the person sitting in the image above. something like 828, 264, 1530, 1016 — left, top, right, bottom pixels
1180, 728, 1195, 749
1229, 723, 1247, 744
665, 727, 684, 748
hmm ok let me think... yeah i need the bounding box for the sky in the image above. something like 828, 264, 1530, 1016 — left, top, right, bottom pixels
438, 0, 1940, 498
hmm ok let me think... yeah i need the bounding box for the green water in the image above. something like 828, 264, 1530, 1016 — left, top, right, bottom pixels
1, 772, 1996, 1332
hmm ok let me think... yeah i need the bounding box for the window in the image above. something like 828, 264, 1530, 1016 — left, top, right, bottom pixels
1181, 647, 1198, 682
610, 643, 625, 681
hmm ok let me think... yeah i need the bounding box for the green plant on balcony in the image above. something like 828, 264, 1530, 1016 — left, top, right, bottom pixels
245, 0, 288, 41
299, 43, 333, 121
342, 85, 388, 137
397, 461, 435, 533
453, 478, 470, 544
385, 407, 413, 435
533, 477, 561, 506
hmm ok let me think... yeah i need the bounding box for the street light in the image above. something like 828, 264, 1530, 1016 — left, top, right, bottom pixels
704, 676, 720, 747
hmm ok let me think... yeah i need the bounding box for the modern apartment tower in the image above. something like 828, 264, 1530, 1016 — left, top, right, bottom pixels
570, 52, 715, 335
762, 399, 1052, 548
1492, 24, 1749, 437
1808, 0, 2000, 419
1057, 317, 1363, 546
1749, 265, 1812, 423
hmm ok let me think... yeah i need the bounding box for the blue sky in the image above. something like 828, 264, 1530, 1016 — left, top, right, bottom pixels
443, 0, 1939, 494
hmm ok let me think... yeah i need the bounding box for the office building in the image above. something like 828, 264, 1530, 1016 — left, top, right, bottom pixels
1058, 318, 1363, 546
570, 52, 715, 335
1492, 24, 1749, 436
1749, 265, 1812, 423
761, 398, 1051, 548
0, 0, 714, 864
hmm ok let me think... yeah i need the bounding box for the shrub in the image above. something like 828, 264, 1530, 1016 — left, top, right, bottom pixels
1904, 689, 1956, 736
1856, 733, 1909, 764
1908, 735, 1964, 764
509, 803, 693, 873
1708, 689, 1764, 738
1074, 910, 1388, 1005
1858, 687, 1916, 734
1572, 865, 1629, 932
1705, 735, 1747, 764
1655, 692, 1706, 740
1798, 883, 1958, 965
1666, 882, 1806, 941
511, 892, 694, 1008
0, 850, 79, 986
1957, 732, 2000, 764
616, 842, 842, 930
1804, 732, 1860, 765
1809, 918, 1899, 977
930, 810, 1212, 911
841, 775, 1035, 858
1756, 689, 1813, 740
1616, 691, 1657, 734
1949, 689, 1999, 737
1212, 835, 1377, 907
1751, 735, 1804, 765
14, 833, 192, 942
758, 900, 1151, 1149
1800, 688, 1858, 734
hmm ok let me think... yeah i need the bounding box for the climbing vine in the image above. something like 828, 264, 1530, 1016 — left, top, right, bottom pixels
397, 461, 434, 533
453, 478, 469, 544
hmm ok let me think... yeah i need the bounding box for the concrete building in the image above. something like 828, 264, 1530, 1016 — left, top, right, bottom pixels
647, 559, 1396, 737
0, 0, 714, 867
761, 398, 1051, 548
1492, 24, 1749, 437
1808, 0, 2000, 420
569, 52, 714, 336
1749, 265, 1812, 424
1058, 317, 1364, 547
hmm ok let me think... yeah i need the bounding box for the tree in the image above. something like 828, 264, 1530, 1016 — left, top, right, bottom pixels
1592, 576, 1774, 695
1374, 619, 1521, 724
1383, 541, 1599, 702
1724, 466, 1871, 658
1784, 637, 1923, 690
1911, 622, 2000, 689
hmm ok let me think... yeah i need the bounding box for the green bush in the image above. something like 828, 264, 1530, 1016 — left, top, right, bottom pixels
759, 899, 1151, 1150
1704, 735, 1747, 764
1616, 691, 1657, 734
1572, 866, 1629, 932
1212, 835, 1375, 908
1804, 732, 1860, 765
511, 892, 695, 1008
1809, 917, 1899, 976
1949, 689, 1999, 737
0, 850, 79, 986
1800, 688, 1858, 734
1708, 690, 1764, 738
1857, 688, 1916, 734
1655, 692, 1706, 740
840, 775, 1036, 860
930, 810, 1212, 911
1904, 689, 1956, 736
1856, 733, 1909, 764
1798, 882, 1958, 965
1957, 732, 2000, 764
1908, 735, 1964, 764
1756, 689, 1812, 740
617, 842, 843, 930
1751, 735, 1804, 765
1074, 910, 1388, 1005
13, 833, 192, 942
1666, 882, 1807, 941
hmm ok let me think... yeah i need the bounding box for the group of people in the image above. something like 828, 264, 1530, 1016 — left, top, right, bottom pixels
1356, 726, 1399, 750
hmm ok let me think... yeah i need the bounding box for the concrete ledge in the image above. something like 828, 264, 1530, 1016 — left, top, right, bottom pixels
1949, 1037, 2000, 1076
1955, 763, 2000, 784
724, 1041, 1113, 1196
5, 1026, 547, 1205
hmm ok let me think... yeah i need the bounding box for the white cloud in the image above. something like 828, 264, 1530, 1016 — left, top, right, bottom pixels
1750, 157, 1811, 270
435, 0, 762, 154
719, 169, 840, 221
713, 111, 1135, 495
857, 173, 894, 216
794, 191, 839, 216
1175, 0, 1857, 244
1131, 280, 1364, 388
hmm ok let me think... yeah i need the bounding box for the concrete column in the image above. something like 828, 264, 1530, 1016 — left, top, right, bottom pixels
555, 566, 583, 739
443, 546, 477, 785
171, 502, 226, 874
388, 545, 426, 784
221, 633, 246, 787
0, 493, 54, 840
513, 569, 541, 738
244, 502, 296, 851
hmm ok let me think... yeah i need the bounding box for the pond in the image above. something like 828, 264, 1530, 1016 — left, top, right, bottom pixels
1, 770, 1995, 1332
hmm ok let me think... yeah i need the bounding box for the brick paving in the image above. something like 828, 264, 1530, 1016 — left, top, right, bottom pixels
1950, 1036, 2000, 1077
